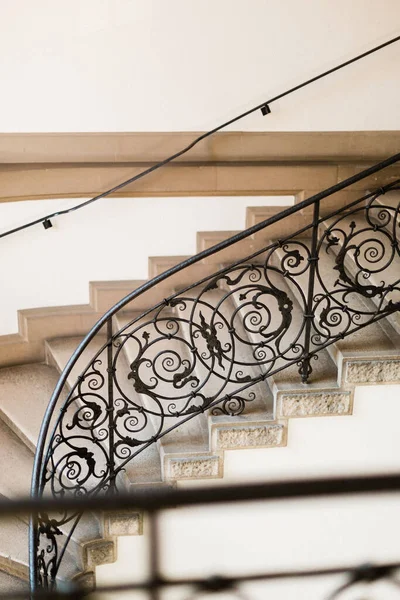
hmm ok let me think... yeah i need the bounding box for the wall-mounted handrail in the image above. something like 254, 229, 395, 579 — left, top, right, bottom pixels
1, 33, 399, 241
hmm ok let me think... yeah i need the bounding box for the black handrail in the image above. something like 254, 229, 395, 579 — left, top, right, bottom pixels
1, 33, 399, 241
11, 471, 400, 517
7, 472, 400, 599
29, 151, 400, 590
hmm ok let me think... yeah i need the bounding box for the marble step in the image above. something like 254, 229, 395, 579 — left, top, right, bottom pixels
194, 208, 313, 268
0, 515, 82, 583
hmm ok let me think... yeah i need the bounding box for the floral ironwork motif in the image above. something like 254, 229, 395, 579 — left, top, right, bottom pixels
33, 184, 400, 587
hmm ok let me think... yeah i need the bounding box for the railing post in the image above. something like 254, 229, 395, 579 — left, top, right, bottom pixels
299, 200, 320, 383
29, 515, 38, 596
148, 511, 162, 600
106, 318, 116, 493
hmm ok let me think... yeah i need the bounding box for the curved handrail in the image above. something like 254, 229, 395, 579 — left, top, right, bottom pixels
30, 151, 400, 489
29, 153, 400, 589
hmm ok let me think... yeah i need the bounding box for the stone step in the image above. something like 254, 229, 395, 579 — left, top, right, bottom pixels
246, 205, 313, 242
0, 364, 115, 567
0, 518, 30, 571
0, 363, 95, 565
0, 363, 62, 452
0, 419, 34, 499
148, 257, 214, 292
196, 230, 254, 266
195, 208, 312, 268
0, 568, 28, 595
0, 511, 83, 583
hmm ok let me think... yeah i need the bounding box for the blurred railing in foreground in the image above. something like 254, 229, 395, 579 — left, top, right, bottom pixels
4, 473, 400, 598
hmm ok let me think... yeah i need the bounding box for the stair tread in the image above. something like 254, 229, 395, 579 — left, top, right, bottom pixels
0, 516, 82, 581
0, 518, 29, 566
0, 363, 64, 451
0, 569, 28, 593
0, 419, 33, 498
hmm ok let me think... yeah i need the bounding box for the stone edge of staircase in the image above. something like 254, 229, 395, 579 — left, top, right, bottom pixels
67, 352, 400, 589
0, 557, 29, 587
0, 204, 312, 369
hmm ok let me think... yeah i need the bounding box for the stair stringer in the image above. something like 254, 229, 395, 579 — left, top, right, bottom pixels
0, 203, 310, 370
1, 197, 398, 589
68, 348, 400, 590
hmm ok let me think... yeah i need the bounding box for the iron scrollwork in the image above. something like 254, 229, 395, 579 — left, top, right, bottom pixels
33, 184, 400, 587
313, 192, 400, 350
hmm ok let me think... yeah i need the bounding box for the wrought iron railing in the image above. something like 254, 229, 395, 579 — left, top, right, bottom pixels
29, 153, 400, 590
4, 473, 400, 598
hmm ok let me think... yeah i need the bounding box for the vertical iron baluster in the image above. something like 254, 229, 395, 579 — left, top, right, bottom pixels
148, 511, 161, 600
299, 200, 320, 383
107, 317, 116, 493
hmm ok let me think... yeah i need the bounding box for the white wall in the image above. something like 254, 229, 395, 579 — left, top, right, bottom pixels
1, 0, 399, 331
0, 195, 293, 335
0, 0, 399, 132
96, 384, 400, 600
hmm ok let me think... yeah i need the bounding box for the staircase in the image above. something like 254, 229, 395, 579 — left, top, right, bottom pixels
0, 176, 399, 593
